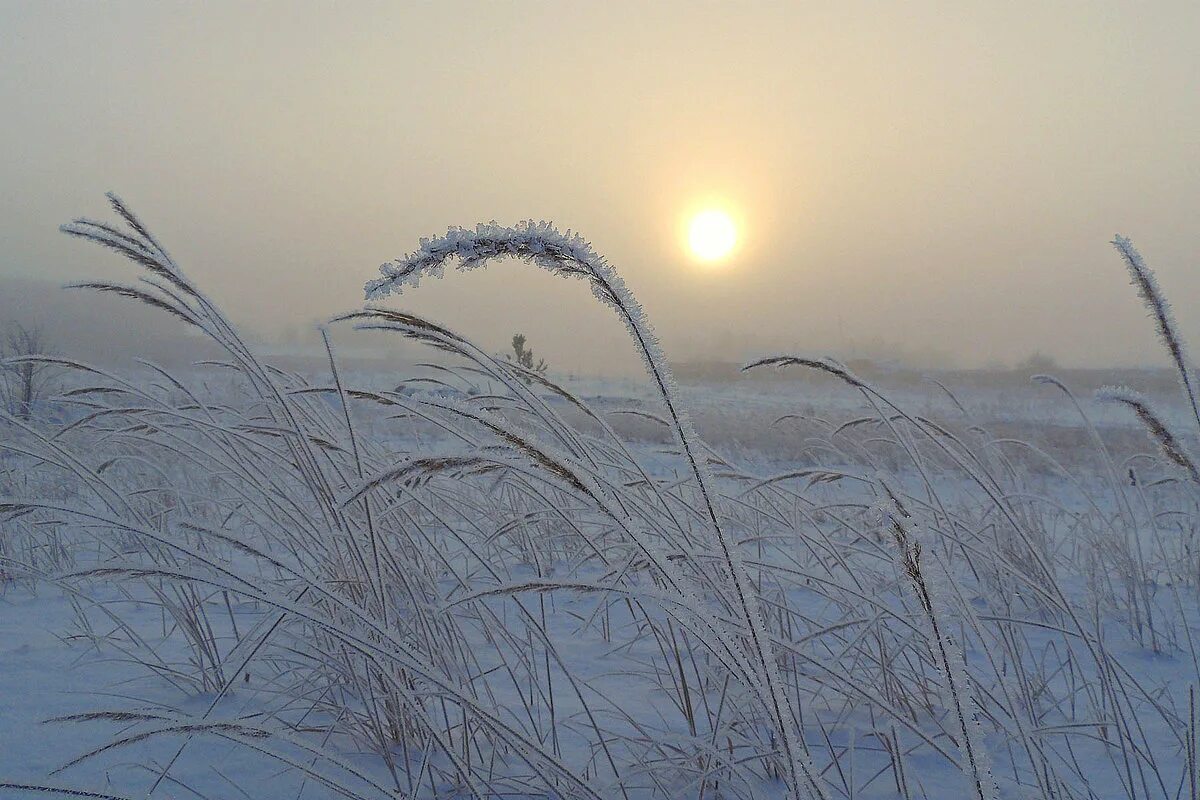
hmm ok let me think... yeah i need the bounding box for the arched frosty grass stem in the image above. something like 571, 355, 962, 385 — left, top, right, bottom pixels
367, 222, 827, 799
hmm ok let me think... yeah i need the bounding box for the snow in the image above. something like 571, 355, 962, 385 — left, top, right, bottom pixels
4, 368, 1199, 799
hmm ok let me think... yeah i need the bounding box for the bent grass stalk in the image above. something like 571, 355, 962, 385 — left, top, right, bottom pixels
367, 223, 827, 799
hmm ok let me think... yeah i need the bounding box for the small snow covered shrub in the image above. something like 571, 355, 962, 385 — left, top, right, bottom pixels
3, 197, 1199, 800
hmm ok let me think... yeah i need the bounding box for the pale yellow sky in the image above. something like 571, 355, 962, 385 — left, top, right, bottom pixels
2, 1, 1198, 372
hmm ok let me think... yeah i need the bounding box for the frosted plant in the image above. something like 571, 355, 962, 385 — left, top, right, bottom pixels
1098, 385, 1200, 484
368, 221, 828, 800
884, 485, 997, 800
1112, 235, 1200, 429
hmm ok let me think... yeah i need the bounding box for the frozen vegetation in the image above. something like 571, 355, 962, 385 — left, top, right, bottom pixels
3, 196, 1200, 799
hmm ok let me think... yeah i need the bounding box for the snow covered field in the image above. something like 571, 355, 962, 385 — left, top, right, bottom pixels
3, 206, 1199, 800
4, 365, 1197, 800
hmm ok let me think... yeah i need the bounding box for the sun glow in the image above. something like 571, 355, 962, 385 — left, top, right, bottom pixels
688, 210, 737, 261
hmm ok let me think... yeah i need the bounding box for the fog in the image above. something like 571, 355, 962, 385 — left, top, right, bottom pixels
2, 1, 1198, 375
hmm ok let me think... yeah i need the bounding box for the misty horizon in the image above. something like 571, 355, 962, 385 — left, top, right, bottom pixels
1, 272, 1184, 378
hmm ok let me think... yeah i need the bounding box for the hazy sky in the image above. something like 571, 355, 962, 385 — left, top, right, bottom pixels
2, 1, 1198, 373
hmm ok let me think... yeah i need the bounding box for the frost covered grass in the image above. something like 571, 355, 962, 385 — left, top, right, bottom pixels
2, 196, 1200, 799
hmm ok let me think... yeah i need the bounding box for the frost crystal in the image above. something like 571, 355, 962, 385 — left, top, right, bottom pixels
366, 221, 610, 302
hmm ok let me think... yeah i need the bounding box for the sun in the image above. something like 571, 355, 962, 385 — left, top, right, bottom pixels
688, 210, 737, 261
